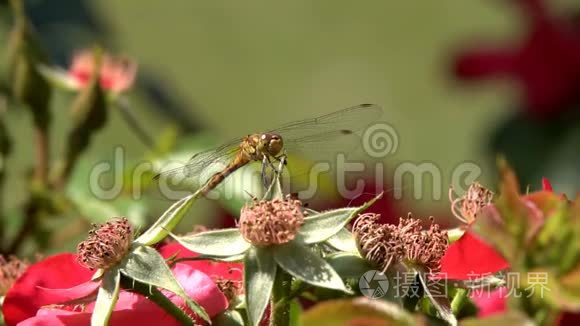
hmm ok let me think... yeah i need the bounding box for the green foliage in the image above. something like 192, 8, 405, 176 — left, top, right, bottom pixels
244, 247, 276, 326
92, 267, 120, 326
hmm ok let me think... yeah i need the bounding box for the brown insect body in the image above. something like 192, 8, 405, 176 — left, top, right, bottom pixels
200, 132, 284, 195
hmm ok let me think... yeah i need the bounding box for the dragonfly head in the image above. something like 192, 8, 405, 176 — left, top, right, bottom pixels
260, 133, 284, 156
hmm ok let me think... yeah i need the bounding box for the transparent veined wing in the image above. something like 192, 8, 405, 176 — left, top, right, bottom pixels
153, 137, 242, 181
269, 103, 382, 136
272, 103, 383, 159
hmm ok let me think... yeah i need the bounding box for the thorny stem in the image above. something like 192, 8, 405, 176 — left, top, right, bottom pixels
120, 276, 194, 326
271, 268, 292, 326
5, 194, 42, 254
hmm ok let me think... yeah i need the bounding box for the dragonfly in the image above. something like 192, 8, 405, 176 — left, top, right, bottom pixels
154, 103, 383, 196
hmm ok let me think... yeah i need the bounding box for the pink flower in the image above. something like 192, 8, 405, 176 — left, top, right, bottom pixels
2, 243, 235, 326
469, 287, 508, 317
69, 49, 137, 93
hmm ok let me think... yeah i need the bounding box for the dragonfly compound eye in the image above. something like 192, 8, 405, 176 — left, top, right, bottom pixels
264, 133, 284, 156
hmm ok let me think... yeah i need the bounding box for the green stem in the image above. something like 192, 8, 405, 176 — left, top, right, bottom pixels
34, 124, 50, 186
120, 276, 194, 325
450, 288, 468, 315
116, 98, 155, 149
271, 268, 292, 326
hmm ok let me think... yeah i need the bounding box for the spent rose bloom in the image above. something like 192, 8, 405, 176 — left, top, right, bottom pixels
2, 243, 239, 326
69, 49, 137, 93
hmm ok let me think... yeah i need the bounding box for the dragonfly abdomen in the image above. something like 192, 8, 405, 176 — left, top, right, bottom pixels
200, 155, 251, 195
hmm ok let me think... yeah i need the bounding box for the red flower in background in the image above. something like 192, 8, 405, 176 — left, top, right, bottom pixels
330, 180, 402, 225
454, 0, 580, 118
68, 49, 137, 93
2, 243, 239, 326
442, 178, 579, 324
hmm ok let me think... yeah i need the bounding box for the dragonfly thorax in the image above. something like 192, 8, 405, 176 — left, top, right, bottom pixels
242, 133, 284, 161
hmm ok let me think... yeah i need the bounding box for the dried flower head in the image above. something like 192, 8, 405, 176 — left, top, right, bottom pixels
0, 256, 28, 296
353, 213, 448, 273
239, 197, 304, 246
215, 277, 243, 303
77, 217, 133, 270
400, 215, 448, 272
449, 182, 493, 224
352, 213, 404, 272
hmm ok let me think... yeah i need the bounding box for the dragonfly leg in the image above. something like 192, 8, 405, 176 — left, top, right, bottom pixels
261, 156, 271, 188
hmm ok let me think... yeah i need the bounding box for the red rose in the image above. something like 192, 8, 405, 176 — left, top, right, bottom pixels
2, 243, 240, 325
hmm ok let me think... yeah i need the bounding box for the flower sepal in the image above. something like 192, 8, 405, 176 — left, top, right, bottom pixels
299, 192, 383, 245
135, 191, 201, 246
412, 266, 457, 326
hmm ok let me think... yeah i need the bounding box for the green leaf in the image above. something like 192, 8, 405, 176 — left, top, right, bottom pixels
69, 194, 122, 224
300, 298, 416, 326
119, 245, 210, 322
325, 252, 373, 281
415, 268, 457, 326
300, 193, 382, 244
91, 268, 120, 326
173, 254, 245, 264
289, 300, 302, 326
524, 268, 580, 312
212, 310, 245, 326
68, 193, 147, 227
446, 227, 465, 243
135, 192, 200, 246
37, 64, 79, 90
170, 229, 250, 257
317, 253, 401, 304
325, 227, 358, 253
274, 241, 347, 292
244, 247, 276, 326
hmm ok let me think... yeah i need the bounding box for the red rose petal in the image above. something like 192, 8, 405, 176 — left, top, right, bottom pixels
440, 231, 510, 280
2, 253, 92, 326
470, 286, 508, 317
159, 242, 243, 281
36, 280, 100, 305
542, 177, 553, 192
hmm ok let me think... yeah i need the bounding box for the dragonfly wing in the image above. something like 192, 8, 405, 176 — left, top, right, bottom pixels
273, 104, 382, 161
282, 130, 362, 163
153, 138, 242, 182
269, 103, 382, 139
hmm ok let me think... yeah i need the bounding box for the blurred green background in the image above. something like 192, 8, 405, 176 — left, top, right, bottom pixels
2, 0, 579, 252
